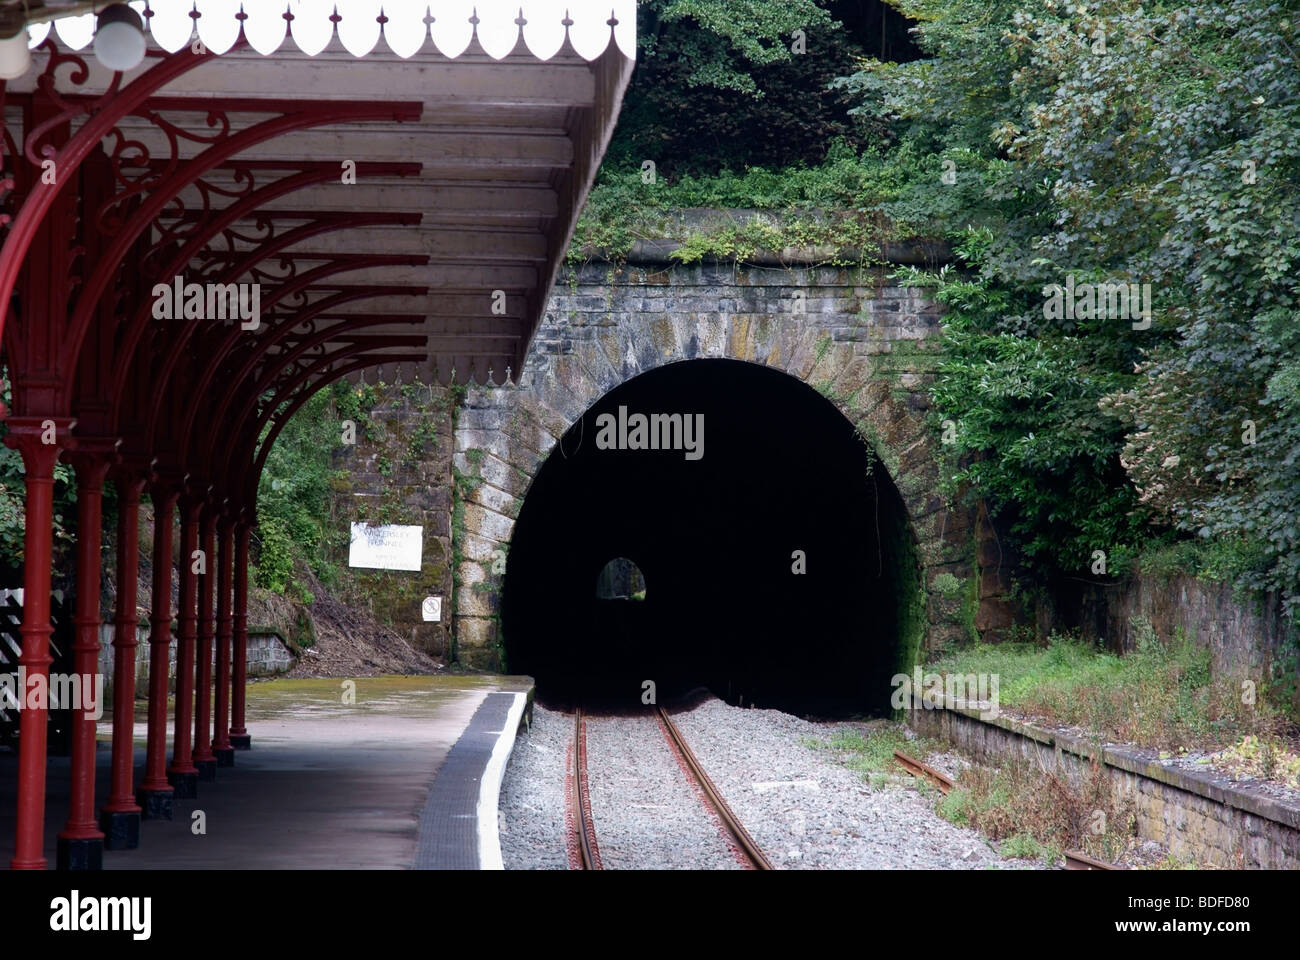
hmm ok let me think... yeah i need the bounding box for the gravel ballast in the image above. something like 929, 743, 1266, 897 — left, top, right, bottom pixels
670, 697, 1006, 869
584, 713, 745, 869
498, 697, 1021, 870
497, 705, 571, 870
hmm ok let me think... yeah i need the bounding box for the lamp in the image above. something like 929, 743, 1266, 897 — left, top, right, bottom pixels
0, 5, 30, 80
93, 2, 145, 73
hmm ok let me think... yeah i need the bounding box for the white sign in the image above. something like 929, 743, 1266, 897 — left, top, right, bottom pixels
421, 596, 442, 622
348, 523, 423, 571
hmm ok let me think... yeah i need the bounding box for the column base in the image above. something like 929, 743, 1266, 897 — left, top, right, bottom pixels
137, 787, 175, 821
214, 748, 235, 767
100, 809, 141, 849
167, 770, 199, 799
195, 759, 217, 781
56, 836, 104, 871
230, 734, 251, 750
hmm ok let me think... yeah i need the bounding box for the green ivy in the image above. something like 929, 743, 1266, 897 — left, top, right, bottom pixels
844, 0, 1299, 616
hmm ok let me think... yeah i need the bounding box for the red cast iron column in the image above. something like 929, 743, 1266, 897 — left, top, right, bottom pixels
101, 470, 145, 845
213, 515, 235, 766
56, 450, 112, 870
229, 520, 251, 749
192, 508, 217, 780
6, 419, 71, 870
136, 484, 176, 820
168, 495, 201, 797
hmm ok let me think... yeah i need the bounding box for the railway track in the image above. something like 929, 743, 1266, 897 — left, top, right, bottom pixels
1063, 849, 1119, 870
567, 706, 773, 870
893, 749, 955, 794
568, 708, 601, 870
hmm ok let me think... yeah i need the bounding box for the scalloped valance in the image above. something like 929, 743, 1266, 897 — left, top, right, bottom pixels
26, 1, 635, 62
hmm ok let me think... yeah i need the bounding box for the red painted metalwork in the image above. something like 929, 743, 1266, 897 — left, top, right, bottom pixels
0, 43, 220, 351
189, 302, 427, 469
56, 448, 113, 869
0, 25, 539, 868
101, 137, 421, 407
137, 481, 177, 816
201, 212, 423, 286
168, 495, 201, 794
4, 417, 72, 869
238, 352, 425, 505
4, 98, 72, 418
141, 216, 424, 420
192, 508, 217, 777
229, 522, 250, 750
210, 319, 428, 466
213, 515, 234, 763
173, 274, 428, 457
102, 469, 145, 841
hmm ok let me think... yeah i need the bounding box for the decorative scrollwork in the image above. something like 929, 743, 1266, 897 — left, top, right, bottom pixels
224, 213, 278, 247
248, 255, 297, 287
1, 85, 15, 231
96, 107, 239, 259
25, 40, 119, 165
94, 128, 156, 234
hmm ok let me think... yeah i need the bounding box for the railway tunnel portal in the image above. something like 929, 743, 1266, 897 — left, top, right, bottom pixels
503, 358, 917, 715
453, 261, 981, 717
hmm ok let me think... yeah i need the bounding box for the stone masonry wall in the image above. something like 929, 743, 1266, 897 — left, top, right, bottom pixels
1063, 572, 1292, 685
913, 704, 1300, 868
328, 382, 456, 659
451, 259, 982, 669
96, 625, 294, 704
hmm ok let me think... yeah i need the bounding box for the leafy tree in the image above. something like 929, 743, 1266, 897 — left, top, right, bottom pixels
606, 0, 875, 174
253, 382, 370, 595
841, 0, 1300, 613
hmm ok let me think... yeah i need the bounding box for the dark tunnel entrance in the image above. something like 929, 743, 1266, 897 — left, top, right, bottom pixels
501, 359, 921, 718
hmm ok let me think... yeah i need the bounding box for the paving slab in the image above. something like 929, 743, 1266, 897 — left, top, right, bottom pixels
0, 674, 533, 870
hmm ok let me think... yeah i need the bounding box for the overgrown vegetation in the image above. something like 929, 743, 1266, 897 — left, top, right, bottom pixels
576, 0, 1300, 629
816, 722, 1143, 865
845, 0, 1300, 615
253, 381, 379, 599
607, 1, 909, 175
937, 756, 1140, 866
813, 723, 943, 788
929, 625, 1297, 753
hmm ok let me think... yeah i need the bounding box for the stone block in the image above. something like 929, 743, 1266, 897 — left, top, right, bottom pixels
462, 503, 515, 543
975, 598, 1015, 632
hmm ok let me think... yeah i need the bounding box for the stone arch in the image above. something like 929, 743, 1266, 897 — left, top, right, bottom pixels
452, 262, 976, 669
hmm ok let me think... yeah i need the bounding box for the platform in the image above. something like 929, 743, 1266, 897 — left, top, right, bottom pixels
0, 674, 532, 870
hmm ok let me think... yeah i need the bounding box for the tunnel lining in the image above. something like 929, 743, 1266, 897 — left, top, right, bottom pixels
450, 279, 971, 676
498, 358, 926, 717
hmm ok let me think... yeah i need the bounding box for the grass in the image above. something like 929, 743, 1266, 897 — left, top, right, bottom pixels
815, 722, 1127, 866
810, 720, 1193, 867
1212, 734, 1300, 789
816, 724, 943, 778
927, 624, 1296, 755
935, 755, 1139, 867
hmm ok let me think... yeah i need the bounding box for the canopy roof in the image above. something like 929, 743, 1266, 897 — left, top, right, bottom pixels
21, 1, 636, 61
0, 1, 634, 504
